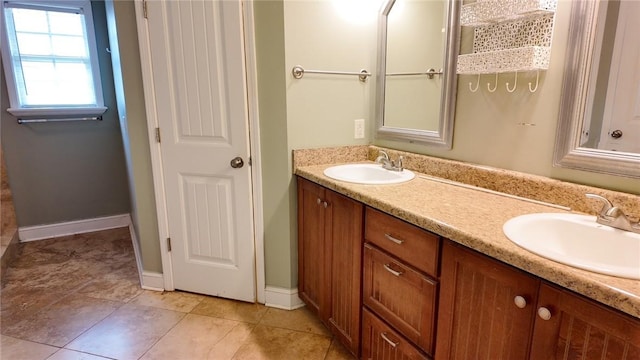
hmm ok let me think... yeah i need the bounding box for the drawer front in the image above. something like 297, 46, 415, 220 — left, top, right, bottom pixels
363, 244, 437, 355
365, 207, 439, 277
362, 308, 430, 360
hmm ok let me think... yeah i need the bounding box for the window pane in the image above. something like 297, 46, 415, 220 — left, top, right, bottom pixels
48, 11, 84, 36
51, 35, 86, 57
16, 33, 52, 56
21, 60, 96, 106
11, 8, 48, 33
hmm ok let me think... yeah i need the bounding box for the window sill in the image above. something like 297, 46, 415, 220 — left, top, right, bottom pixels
7, 107, 108, 117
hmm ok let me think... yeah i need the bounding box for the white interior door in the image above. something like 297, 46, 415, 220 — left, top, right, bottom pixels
599, 1, 640, 153
145, 0, 255, 302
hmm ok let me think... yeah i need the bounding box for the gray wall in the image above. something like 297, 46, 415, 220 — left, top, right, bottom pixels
1, 2, 130, 227
105, 0, 161, 272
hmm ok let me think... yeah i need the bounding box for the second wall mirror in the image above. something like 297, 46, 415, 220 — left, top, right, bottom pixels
375, 0, 460, 148
554, 0, 640, 178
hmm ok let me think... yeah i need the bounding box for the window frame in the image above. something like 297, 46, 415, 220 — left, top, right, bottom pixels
1, 0, 107, 117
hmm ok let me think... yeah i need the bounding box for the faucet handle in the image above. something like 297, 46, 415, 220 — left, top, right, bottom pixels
586, 194, 614, 216
376, 150, 390, 163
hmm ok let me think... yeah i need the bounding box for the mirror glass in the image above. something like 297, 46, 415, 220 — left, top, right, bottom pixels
554, 0, 640, 178
375, 0, 460, 147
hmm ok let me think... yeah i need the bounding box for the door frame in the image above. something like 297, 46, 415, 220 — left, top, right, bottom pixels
134, 0, 265, 303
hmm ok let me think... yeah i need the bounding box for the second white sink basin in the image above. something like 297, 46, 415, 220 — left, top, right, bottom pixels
323, 163, 415, 185
503, 213, 640, 280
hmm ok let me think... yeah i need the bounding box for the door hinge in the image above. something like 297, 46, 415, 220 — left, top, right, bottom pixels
155, 127, 161, 143
166, 237, 172, 252
142, 0, 148, 19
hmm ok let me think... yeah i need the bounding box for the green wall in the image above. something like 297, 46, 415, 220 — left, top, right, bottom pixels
253, 0, 295, 288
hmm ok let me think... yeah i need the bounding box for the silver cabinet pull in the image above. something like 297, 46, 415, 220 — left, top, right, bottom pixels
383, 263, 403, 277
380, 332, 398, 347
384, 233, 404, 245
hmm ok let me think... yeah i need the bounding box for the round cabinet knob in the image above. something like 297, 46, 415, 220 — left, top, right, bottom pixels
230, 157, 244, 168
538, 307, 552, 321
610, 130, 623, 138
323, 201, 328, 208
513, 295, 527, 309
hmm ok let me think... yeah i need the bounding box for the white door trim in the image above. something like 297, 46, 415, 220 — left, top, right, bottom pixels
134, 0, 265, 301
242, 0, 266, 304
134, 0, 174, 291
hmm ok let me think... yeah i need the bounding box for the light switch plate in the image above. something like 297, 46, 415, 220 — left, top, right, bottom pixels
354, 119, 365, 139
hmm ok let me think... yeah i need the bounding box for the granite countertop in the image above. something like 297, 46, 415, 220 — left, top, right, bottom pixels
295, 163, 640, 319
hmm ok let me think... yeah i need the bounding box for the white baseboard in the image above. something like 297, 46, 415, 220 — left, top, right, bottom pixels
264, 286, 304, 310
18, 214, 131, 242
141, 271, 164, 291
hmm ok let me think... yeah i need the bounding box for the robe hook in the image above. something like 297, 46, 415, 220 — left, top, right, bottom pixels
529, 70, 540, 92
487, 73, 498, 93
506, 71, 518, 92
469, 74, 480, 92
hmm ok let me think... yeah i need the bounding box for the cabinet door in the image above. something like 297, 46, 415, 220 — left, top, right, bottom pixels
530, 283, 640, 360
436, 241, 539, 360
362, 308, 430, 360
326, 189, 364, 355
297, 178, 326, 314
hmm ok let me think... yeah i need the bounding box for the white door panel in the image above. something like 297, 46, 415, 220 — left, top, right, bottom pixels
145, 0, 255, 301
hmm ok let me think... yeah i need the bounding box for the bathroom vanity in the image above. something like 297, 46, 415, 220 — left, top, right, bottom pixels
295, 147, 640, 359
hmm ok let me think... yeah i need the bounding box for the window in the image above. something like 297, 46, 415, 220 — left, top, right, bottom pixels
1, 0, 106, 116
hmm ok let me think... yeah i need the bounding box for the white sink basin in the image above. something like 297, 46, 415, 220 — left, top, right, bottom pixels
503, 213, 640, 280
323, 163, 415, 185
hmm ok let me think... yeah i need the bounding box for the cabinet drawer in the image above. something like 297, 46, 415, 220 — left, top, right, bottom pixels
363, 244, 437, 355
365, 207, 439, 277
362, 308, 430, 360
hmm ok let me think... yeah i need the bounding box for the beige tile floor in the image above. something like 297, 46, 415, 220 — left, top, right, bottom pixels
0, 228, 355, 360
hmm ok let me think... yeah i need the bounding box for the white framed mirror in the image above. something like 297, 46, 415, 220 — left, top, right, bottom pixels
375, 0, 460, 148
554, 0, 640, 178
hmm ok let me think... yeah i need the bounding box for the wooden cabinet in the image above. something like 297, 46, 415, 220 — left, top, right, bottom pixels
297, 178, 363, 356
363, 208, 440, 357
530, 283, 640, 360
436, 241, 540, 360
297, 176, 640, 360
436, 241, 640, 360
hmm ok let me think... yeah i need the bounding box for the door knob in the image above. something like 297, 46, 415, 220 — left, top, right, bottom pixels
610, 130, 623, 138
230, 157, 244, 168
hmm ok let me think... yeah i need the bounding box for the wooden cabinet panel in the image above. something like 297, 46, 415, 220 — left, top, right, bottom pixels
362, 308, 430, 360
297, 177, 363, 356
326, 190, 363, 355
363, 244, 437, 355
365, 208, 440, 277
297, 177, 326, 315
530, 283, 640, 360
435, 241, 539, 360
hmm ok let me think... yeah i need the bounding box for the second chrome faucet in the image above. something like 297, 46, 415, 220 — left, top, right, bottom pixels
376, 150, 404, 172
586, 193, 640, 234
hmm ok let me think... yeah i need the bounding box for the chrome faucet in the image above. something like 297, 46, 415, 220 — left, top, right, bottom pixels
375, 150, 404, 172
586, 194, 640, 234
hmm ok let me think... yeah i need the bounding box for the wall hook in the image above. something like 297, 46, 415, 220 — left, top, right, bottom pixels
487, 73, 498, 93
506, 71, 518, 93
469, 74, 480, 92
529, 70, 540, 92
